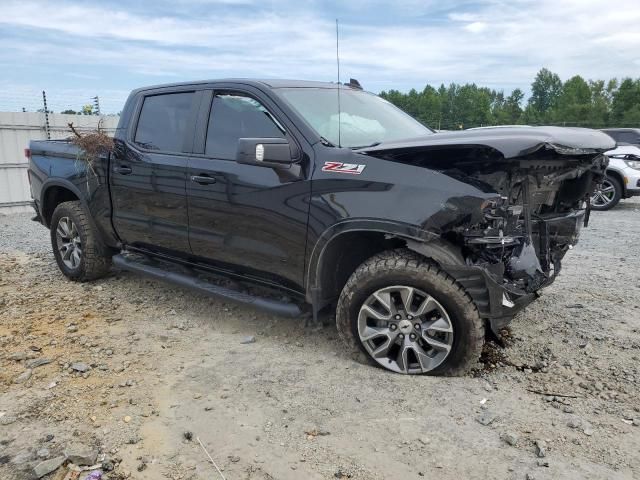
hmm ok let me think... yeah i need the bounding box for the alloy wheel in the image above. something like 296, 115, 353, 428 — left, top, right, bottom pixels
357, 285, 454, 374
56, 217, 82, 270
590, 179, 616, 208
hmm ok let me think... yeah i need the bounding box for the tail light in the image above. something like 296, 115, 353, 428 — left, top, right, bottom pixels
24, 149, 32, 185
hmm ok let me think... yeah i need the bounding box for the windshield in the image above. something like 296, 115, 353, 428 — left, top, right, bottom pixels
276, 87, 433, 148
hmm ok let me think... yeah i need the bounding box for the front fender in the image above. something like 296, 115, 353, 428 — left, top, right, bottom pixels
305, 219, 453, 304
305, 219, 506, 326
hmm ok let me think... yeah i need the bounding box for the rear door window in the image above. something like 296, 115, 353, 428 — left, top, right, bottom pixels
205, 94, 284, 160
134, 92, 195, 152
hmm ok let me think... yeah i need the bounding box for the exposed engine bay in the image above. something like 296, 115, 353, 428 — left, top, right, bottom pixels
451, 152, 607, 296
361, 127, 612, 324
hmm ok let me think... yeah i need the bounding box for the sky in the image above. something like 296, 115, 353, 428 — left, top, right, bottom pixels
0, 0, 639, 114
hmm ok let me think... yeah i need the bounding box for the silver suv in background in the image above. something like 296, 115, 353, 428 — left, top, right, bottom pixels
466, 126, 639, 211
591, 142, 640, 210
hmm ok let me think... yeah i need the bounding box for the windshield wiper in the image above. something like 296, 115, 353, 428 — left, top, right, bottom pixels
319, 136, 336, 147
350, 142, 381, 150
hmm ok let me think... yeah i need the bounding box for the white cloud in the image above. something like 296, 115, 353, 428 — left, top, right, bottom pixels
464, 21, 488, 33
0, 0, 639, 110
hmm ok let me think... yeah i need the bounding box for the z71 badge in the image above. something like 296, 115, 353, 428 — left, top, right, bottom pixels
321, 161, 366, 175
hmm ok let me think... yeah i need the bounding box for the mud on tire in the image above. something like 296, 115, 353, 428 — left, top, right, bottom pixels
50, 200, 112, 282
336, 249, 484, 376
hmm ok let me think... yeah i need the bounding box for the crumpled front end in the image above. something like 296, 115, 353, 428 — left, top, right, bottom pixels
365, 130, 611, 333
460, 154, 607, 285
444, 151, 607, 331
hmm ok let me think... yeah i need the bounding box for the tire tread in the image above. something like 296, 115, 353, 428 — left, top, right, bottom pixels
336, 248, 484, 376
50, 201, 112, 281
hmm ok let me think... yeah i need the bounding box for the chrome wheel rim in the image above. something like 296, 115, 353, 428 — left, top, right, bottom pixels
357, 285, 454, 374
590, 179, 616, 208
56, 217, 82, 270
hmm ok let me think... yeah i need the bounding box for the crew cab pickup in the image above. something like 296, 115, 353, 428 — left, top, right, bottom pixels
27, 79, 614, 375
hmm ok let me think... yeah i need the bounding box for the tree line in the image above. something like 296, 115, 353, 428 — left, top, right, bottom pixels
60, 105, 97, 115
379, 68, 640, 130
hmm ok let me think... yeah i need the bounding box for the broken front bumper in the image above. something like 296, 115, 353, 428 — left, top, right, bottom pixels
443, 264, 541, 335
444, 209, 585, 335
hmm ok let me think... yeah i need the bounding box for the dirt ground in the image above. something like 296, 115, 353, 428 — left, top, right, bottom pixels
1, 199, 639, 480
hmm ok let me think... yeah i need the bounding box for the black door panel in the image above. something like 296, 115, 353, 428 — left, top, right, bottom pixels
187, 158, 309, 286
110, 90, 198, 255
187, 90, 311, 288
111, 147, 191, 253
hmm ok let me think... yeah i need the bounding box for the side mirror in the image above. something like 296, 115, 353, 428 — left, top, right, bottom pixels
236, 138, 296, 166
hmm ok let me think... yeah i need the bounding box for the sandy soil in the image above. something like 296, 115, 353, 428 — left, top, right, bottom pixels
1, 199, 639, 480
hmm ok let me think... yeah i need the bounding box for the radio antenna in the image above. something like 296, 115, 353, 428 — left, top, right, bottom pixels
336, 18, 341, 148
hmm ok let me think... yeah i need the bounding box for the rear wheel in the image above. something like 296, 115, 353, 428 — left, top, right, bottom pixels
50, 201, 112, 281
590, 176, 622, 211
336, 249, 484, 376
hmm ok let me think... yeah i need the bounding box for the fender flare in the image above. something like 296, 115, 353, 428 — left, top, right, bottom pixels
305, 219, 463, 303
40, 178, 88, 226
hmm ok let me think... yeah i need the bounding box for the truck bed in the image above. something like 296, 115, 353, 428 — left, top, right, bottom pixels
30, 139, 83, 159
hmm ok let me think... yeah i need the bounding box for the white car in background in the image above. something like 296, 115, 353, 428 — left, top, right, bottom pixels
591, 144, 640, 210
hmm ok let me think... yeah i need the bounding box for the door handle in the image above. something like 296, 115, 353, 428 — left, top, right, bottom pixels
191, 174, 217, 185
113, 165, 132, 175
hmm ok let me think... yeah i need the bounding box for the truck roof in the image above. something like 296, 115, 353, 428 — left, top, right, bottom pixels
130, 78, 359, 95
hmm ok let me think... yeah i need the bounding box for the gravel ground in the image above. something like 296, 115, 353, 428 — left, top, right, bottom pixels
1, 199, 639, 480
0, 213, 51, 254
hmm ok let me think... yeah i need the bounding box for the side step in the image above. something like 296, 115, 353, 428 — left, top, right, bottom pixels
112, 254, 302, 318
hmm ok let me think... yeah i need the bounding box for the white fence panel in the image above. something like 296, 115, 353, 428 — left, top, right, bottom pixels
0, 112, 119, 213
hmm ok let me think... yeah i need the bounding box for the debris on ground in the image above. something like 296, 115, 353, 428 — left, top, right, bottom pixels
501, 432, 518, 446
2, 202, 640, 479
305, 428, 331, 439
534, 440, 547, 458
64, 446, 98, 466
476, 412, 497, 426
33, 456, 65, 478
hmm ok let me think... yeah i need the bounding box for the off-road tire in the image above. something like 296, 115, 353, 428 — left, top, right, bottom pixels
50, 200, 112, 281
336, 249, 484, 376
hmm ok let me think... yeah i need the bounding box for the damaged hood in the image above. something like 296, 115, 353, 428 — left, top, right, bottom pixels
358, 126, 616, 159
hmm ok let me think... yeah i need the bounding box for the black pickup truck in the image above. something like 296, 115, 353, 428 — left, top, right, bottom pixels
27, 79, 614, 375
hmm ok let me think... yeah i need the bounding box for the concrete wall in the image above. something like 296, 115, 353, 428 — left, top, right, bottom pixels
0, 112, 119, 214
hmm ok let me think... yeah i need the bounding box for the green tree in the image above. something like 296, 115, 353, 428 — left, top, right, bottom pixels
527, 68, 563, 121
493, 88, 524, 124
621, 105, 640, 125
611, 78, 640, 125
587, 80, 610, 127
554, 75, 591, 125
415, 85, 442, 127
379, 70, 638, 130
507, 89, 525, 123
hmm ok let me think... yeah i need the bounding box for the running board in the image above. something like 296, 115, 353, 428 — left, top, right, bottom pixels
112, 254, 302, 318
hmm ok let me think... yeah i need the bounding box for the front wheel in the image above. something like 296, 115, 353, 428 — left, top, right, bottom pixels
336, 249, 484, 376
590, 176, 622, 211
50, 201, 112, 281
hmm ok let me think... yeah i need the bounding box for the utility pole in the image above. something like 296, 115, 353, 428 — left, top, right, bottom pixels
92, 96, 101, 116
42, 90, 51, 140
